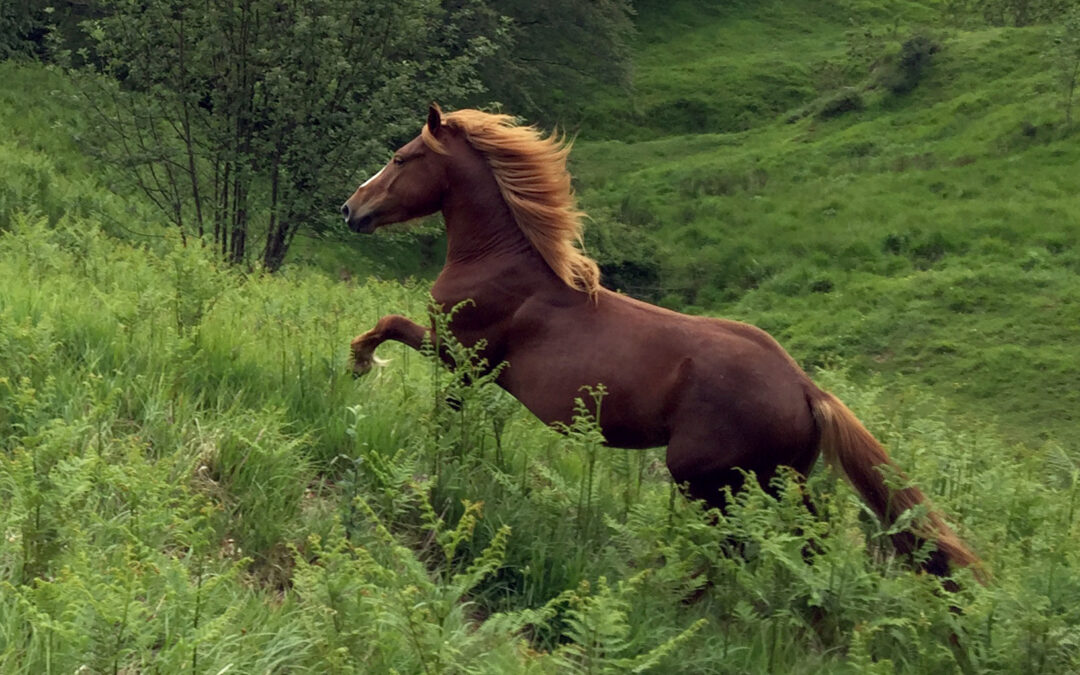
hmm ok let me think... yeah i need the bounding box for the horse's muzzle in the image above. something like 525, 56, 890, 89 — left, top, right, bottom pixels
344, 206, 378, 234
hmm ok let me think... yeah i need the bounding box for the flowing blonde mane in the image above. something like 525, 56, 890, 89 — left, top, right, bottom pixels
422, 109, 600, 298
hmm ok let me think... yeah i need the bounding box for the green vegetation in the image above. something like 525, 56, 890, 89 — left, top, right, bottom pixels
3, 217, 1080, 673
573, 3, 1080, 446
77, 0, 502, 269
2, 0, 1080, 671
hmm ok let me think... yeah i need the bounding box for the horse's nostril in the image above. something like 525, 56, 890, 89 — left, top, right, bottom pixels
341, 203, 350, 220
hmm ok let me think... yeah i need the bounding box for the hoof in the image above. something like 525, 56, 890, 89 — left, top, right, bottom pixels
351, 354, 388, 379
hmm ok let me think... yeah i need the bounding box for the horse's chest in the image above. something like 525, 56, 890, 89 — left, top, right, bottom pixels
428, 288, 508, 357
430, 273, 486, 314
431, 274, 518, 330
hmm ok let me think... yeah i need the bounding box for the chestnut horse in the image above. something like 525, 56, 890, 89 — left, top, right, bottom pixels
341, 104, 980, 580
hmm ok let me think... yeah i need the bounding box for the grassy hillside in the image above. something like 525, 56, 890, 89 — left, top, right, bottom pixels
578, 0, 943, 140
573, 5, 1080, 448
3, 0, 1080, 671
3, 209, 1080, 673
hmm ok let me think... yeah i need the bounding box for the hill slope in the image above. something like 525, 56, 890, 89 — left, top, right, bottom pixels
3, 1, 1080, 671
573, 3, 1079, 448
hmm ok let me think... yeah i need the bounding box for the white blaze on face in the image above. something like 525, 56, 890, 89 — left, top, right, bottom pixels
360, 165, 386, 188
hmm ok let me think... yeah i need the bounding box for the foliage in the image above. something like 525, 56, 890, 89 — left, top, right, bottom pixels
947, 0, 1078, 26
580, 208, 664, 299
3, 0, 1080, 671
2, 203, 1080, 671
1054, 5, 1080, 125
873, 33, 942, 95
475, 0, 636, 127
0, 0, 52, 61
575, 0, 930, 140
571, 12, 1080, 446
816, 87, 867, 119
75, 0, 500, 269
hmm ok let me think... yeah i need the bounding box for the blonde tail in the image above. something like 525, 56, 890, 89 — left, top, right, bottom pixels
811, 393, 983, 581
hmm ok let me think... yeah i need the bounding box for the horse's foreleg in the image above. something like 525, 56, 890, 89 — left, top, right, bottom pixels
350, 314, 430, 376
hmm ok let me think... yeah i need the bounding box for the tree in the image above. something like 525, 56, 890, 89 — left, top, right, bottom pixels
469, 0, 636, 127
79, 0, 502, 269
0, 0, 52, 60
1056, 6, 1080, 126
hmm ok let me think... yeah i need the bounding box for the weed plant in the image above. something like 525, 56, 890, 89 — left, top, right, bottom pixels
2, 217, 1080, 672
2, 2, 1080, 670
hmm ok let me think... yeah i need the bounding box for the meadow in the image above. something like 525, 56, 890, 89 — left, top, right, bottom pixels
573, 1, 1080, 448
2, 1, 1080, 672
3, 215, 1080, 673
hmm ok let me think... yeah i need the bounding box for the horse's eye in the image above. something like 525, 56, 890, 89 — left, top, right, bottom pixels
393, 156, 405, 165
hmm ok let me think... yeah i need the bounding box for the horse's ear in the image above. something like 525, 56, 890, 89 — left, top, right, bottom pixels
427, 103, 443, 135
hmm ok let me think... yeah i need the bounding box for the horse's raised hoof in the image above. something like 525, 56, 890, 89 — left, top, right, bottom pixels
351, 360, 372, 379
350, 333, 374, 379
351, 353, 387, 379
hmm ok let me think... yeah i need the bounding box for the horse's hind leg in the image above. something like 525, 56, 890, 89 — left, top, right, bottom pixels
665, 443, 755, 604
664, 430, 820, 514
664, 427, 822, 600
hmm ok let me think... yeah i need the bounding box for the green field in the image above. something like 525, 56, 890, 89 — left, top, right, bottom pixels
573, 1, 1079, 448
2, 1, 1080, 672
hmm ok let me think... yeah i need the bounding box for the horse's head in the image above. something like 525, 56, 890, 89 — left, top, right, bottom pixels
341, 104, 454, 234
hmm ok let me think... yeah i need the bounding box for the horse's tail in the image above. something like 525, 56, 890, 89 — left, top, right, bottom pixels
810, 391, 984, 582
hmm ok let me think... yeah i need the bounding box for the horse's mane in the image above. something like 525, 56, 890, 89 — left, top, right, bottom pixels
422, 109, 600, 298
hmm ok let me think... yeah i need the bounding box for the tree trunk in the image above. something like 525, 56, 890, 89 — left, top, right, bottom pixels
218, 161, 230, 259
230, 173, 247, 265
262, 153, 286, 271
263, 222, 290, 272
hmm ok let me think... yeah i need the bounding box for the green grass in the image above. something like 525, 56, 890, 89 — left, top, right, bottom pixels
3, 216, 1080, 672
578, 0, 944, 140
572, 17, 1080, 447
3, 0, 1080, 670
7, 214, 1080, 671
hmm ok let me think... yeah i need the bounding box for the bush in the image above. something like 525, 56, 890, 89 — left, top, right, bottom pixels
816, 87, 866, 119
875, 34, 942, 95
581, 209, 664, 298
0, 2, 51, 61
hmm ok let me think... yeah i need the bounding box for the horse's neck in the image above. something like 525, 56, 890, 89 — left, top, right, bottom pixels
436, 171, 568, 309
442, 181, 532, 265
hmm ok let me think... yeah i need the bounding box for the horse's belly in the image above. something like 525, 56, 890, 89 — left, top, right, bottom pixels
497, 358, 674, 449
599, 422, 668, 450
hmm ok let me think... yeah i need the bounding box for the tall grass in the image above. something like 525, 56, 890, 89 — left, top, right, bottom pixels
2, 1, 1079, 669
2, 216, 1080, 672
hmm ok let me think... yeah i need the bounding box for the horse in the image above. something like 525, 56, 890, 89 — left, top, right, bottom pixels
340, 104, 981, 581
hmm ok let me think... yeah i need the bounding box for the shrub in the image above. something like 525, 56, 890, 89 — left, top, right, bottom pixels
816, 87, 866, 119
0, 2, 51, 61
875, 34, 942, 95
585, 209, 664, 298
